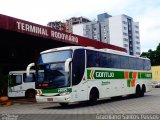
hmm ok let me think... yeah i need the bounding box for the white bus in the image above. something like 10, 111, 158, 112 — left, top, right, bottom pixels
8, 70, 36, 98
34, 46, 152, 106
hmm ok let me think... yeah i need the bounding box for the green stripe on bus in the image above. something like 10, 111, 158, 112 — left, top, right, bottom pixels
42, 88, 72, 94
129, 72, 133, 79
138, 72, 152, 79
138, 73, 141, 79
87, 69, 92, 79
87, 69, 152, 80
127, 80, 131, 87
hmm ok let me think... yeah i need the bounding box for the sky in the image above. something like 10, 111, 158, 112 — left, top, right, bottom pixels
0, 0, 160, 52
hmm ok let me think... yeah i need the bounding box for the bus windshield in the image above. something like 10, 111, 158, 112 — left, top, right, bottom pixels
9, 74, 22, 87
36, 50, 72, 89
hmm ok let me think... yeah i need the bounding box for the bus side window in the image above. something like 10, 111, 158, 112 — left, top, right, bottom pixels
23, 73, 35, 82
129, 57, 136, 70
120, 56, 129, 69
72, 49, 85, 85
110, 54, 120, 68
136, 58, 143, 70
99, 53, 111, 68
99, 52, 108, 68
87, 50, 99, 67
144, 60, 151, 70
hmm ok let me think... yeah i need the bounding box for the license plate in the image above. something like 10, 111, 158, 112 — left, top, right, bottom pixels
47, 98, 53, 102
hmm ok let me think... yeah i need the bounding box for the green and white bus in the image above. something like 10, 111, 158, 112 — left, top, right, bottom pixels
34, 46, 152, 106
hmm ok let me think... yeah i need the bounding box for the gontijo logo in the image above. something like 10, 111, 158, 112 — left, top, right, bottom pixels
87, 70, 115, 80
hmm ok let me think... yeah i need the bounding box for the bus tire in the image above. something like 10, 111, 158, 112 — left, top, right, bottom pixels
89, 87, 99, 105
25, 89, 35, 98
135, 85, 141, 98
59, 103, 69, 107
140, 84, 146, 97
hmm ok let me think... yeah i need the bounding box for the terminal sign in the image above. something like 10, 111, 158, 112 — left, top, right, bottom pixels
16, 21, 78, 44
17, 21, 48, 36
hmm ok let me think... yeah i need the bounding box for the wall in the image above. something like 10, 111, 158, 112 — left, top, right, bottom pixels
109, 15, 124, 48
152, 66, 160, 81
73, 24, 84, 37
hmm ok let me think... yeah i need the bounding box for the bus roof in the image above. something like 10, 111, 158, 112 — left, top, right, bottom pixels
40, 46, 83, 54
40, 46, 150, 60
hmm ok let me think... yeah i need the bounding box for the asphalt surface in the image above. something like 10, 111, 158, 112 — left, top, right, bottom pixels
0, 88, 160, 120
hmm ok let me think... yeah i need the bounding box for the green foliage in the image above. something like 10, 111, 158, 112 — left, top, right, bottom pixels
141, 43, 160, 66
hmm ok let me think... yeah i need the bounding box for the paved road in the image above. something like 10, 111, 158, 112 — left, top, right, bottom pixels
0, 88, 160, 120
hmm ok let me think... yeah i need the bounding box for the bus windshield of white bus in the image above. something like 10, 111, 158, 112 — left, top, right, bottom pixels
9, 74, 22, 87
36, 50, 72, 89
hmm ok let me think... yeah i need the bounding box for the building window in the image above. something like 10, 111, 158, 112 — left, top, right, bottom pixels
136, 36, 139, 39
128, 33, 132, 36
128, 26, 132, 31
129, 38, 132, 41
124, 44, 128, 47
136, 52, 140, 55
135, 31, 139, 34
123, 27, 127, 30
93, 28, 96, 31
123, 21, 127, 24
136, 41, 140, 44
123, 38, 128, 42
93, 34, 97, 39
135, 25, 139, 29
128, 21, 131, 25
123, 32, 128, 36
137, 47, 140, 50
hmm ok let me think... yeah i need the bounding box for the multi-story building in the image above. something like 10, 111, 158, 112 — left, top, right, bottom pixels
97, 12, 112, 22
100, 19, 110, 43
73, 21, 101, 41
47, 21, 66, 31
108, 14, 140, 56
73, 13, 141, 56
66, 17, 91, 33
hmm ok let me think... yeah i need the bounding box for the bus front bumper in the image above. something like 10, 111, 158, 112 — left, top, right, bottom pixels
36, 95, 71, 103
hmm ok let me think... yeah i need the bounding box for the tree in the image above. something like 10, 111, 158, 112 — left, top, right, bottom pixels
156, 43, 160, 51
141, 43, 160, 66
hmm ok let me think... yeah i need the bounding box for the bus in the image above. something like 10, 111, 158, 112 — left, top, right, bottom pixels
32, 46, 152, 106
8, 70, 36, 98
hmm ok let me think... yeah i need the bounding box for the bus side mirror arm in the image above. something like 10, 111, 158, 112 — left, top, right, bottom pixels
26, 63, 35, 76
65, 58, 72, 72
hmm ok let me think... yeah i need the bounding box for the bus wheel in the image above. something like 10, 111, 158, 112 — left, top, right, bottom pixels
135, 85, 141, 98
140, 85, 146, 97
25, 89, 35, 98
59, 103, 69, 107
89, 88, 99, 105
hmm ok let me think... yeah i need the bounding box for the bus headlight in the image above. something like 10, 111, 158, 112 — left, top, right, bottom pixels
36, 89, 42, 96
60, 92, 70, 96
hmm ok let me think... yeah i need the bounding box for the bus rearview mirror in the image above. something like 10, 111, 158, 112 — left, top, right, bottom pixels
65, 58, 72, 72
26, 63, 35, 76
